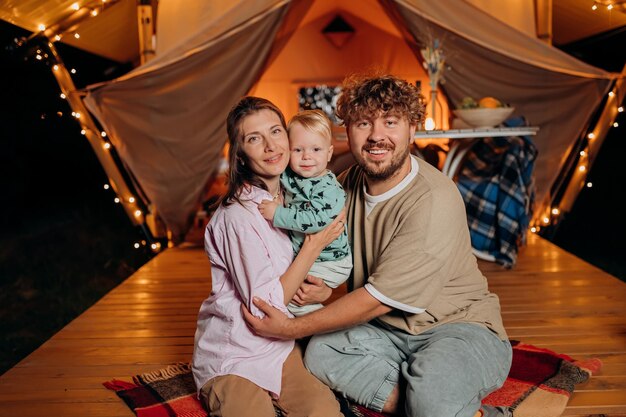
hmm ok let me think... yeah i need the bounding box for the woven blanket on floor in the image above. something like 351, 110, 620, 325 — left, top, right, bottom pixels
103, 341, 601, 417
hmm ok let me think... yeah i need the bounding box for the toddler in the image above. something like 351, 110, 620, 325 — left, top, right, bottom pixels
258, 109, 352, 316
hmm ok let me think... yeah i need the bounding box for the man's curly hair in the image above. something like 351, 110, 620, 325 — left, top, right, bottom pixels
335, 73, 425, 127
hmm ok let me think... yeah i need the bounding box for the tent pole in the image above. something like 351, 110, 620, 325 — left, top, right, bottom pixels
137, 0, 156, 65
45, 38, 146, 229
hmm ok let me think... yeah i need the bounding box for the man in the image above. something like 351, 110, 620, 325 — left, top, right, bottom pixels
243, 74, 512, 417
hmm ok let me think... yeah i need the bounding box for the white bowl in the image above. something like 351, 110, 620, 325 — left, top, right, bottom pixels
452, 107, 515, 129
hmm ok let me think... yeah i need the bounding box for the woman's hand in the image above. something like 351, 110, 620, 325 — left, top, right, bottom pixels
291, 275, 332, 306
303, 209, 346, 252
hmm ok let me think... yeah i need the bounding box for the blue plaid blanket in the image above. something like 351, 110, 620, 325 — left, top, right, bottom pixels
456, 119, 537, 267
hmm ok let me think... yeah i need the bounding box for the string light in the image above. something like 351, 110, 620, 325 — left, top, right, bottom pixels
103, 142, 111, 149
579, 165, 587, 172
128, 197, 136, 203
35, 54, 42, 60
54, 35, 62, 41
103, 184, 110, 190
91, 9, 99, 16
52, 64, 59, 71
80, 129, 86, 135
101, 131, 107, 137
542, 217, 550, 224
134, 210, 142, 217
608, 3, 613, 9
618, 106, 624, 112
134, 243, 140, 249
114, 197, 120, 203
38, 24, 46, 31
60, 93, 66, 99
579, 150, 587, 156
71, 2, 80, 11
70, 68, 77, 74
587, 182, 593, 188
588, 133, 596, 139
614, 122, 619, 127
74, 33, 80, 39
530, 226, 537, 233
608, 91, 615, 97
592, 3, 598, 10
551, 208, 560, 215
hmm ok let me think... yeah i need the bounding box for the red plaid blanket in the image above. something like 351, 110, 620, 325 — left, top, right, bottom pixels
103, 341, 601, 417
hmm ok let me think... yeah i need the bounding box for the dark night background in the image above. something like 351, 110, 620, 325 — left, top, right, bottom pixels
1, 19, 625, 375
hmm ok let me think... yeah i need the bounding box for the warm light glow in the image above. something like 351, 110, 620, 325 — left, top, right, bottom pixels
586, 182, 593, 188
103, 142, 111, 149
609, 91, 615, 98
60, 93, 66, 99
530, 226, 537, 233
128, 197, 136, 203
101, 131, 107, 137
70, 68, 77, 74
35, 54, 42, 60
618, 106, 624, 113
551, 208, 560, 215
103, 184, 110, 190
424, 117, 435, 131
614, 122, 619, 128
114, 197, 120, 203
578, 165, 587, 172
151, 243, 158, 250
52, 64, 59, 71
588, 133, 595, 139
74, 112, 81, 119
80, 129, 86, 135
579, 150, 586, 156
91, 9, 99, 16
134, 243, 140, 249
542, 217, 550, 224
71, 2, 80, 11
592, 3, 598, 10
134, 210, 142, 217
74, 33, 80, 39
38, 24, 46, 31
608, 3, 613, 9
54, 34, 62, 41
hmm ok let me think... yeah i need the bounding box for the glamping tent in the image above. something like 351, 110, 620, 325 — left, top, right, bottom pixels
2, 0, 625, 250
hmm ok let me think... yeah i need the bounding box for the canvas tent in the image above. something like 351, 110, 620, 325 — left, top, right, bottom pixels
2, 0, 624, 241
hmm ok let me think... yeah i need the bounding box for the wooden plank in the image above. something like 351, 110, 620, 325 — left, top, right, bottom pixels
0, 233, 624, 416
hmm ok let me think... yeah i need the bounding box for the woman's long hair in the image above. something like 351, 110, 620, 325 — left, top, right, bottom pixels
219, 96, 287, 207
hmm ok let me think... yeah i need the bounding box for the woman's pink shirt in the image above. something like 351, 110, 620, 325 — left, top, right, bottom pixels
192, 185, 295, 397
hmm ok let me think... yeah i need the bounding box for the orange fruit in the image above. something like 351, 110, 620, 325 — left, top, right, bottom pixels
478, 97, 502, 108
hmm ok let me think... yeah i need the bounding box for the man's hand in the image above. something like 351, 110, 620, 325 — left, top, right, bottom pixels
291, 275, 332, 306
258, 199, 279, 221
241, 297, 296, 339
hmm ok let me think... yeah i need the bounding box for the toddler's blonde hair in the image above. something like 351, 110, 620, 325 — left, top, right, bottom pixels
288, 109, 333, 144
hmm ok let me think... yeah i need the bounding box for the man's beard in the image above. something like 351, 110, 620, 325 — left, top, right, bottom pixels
359, 142, 410, 180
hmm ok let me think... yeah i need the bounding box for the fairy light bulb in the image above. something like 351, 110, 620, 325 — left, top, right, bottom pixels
103, 184, 110, 190
54, 34, 61, 41
579, 150, 586, 156
551, 208, 560, 215
579, 165, 587, 172
592, 3, 598, 10
52, 65, 59, 71
74, 33, 80, 39
101, 131, 107, 137
424, 117, 435, 131
128, 197, 135, 203
134, 210, 142, 217
134, 243, 140, 249
586, 182, 593, 188
38, 24, 46, 31
588, 133, 595, 139
35, 54, 42, 60
542, 217, 550, 224
618, 106, 624, 113
60, 93, 66, 99
114, 197, 120, 203
91, 9, 99, 16
103, 142, 111, 150
70, 68, 76, 74
80, 129, 86, 135
609, 91, 615, 98
608, 3, 613, 10
530, 226, 537, 233
71, 2, 80, 10
614, 122, 619, 128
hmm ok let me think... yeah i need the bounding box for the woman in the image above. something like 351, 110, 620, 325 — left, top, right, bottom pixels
192, 96, 344, 417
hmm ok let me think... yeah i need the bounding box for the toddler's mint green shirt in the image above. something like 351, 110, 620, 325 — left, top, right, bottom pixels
274, 168, 350, 262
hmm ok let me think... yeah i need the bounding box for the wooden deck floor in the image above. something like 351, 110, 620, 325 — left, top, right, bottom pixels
1, 234, 625, 416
